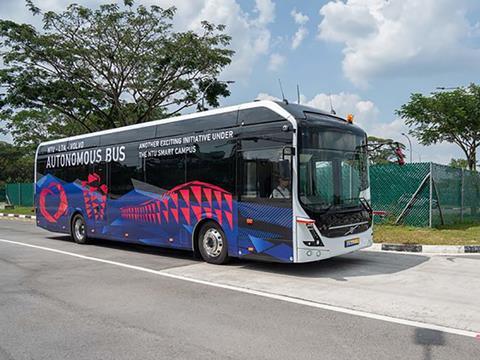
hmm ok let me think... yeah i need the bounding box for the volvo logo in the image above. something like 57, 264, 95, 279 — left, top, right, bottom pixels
345, 224, 359, 236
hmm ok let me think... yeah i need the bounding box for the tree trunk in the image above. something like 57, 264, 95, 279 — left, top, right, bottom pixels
467, 149, 476, 171
466, 146, 478, 217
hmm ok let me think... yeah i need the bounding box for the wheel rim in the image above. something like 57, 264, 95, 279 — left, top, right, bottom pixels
74, 217, 86, 242
202, 228, 224, 258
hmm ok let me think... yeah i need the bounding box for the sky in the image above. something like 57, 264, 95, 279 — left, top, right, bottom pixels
2, 0, 480, 164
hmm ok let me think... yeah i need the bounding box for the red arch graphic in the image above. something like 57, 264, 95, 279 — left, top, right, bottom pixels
39, 182, 68, 223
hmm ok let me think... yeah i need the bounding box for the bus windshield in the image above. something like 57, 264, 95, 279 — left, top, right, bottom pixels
298, 119, 368, 212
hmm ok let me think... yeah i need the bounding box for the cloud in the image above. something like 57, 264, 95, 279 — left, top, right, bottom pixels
292, 27, 309, 49
290, 8, 309, 49
318, 0, 480, 86
291, 8, 309, 25
254, 0, 276, 26
268, 53, 286, 72
256, 92, 281, 101
304, 92, 379, 129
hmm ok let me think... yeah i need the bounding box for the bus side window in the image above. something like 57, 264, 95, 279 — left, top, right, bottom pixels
240, 148, 291, 200
146, 154, 186, 192
186, 136, 236, 194
109, 144, 144, 199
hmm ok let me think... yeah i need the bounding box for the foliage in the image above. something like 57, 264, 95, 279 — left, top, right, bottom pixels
367, 136, 405, 164
0, 141, 34, 184
449, 158, 469, 170
0, 0, 234, 147
2, 109, 85, 153
397, 83, 480, 170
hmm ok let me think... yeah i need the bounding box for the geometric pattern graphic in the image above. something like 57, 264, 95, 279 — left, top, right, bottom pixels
81, 173, 108, 221
238, 201, 292, 228
237, 202, 293, 262
120, 181, 234, 230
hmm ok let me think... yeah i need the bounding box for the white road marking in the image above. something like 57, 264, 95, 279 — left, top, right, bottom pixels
0, 238, 479, 340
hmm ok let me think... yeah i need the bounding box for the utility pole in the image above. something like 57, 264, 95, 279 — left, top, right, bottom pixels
401, 132, 413, 163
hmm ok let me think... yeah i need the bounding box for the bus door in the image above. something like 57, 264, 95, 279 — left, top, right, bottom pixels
236, 122, 295, 262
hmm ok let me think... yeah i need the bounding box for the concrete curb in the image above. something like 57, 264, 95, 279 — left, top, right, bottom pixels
0, 213, 36, 220
371, 243, 480, 254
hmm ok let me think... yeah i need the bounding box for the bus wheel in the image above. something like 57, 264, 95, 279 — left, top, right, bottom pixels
198, 221, 229, 265
71, 214, 89, 244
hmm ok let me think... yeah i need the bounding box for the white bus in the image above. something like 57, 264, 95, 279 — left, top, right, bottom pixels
35, 100, 372, 264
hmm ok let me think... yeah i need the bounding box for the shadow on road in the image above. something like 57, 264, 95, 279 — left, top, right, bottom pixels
46, 236, 428, 279
46, 235, 201, 262
236, 251, 429, 280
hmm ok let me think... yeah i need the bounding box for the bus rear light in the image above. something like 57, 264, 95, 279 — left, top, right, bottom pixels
124, 233, 129, 237
246, 218, 254, 225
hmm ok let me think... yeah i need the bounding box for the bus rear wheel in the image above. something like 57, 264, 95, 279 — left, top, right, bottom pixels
198, 221, 229, 265
71, 214, 89, 244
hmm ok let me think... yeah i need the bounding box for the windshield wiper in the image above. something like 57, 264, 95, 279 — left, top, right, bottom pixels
359, 197, 372, 213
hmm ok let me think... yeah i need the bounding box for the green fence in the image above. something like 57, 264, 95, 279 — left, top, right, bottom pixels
0, 187, 5, 203
371, 163, 480, 227
5, 183, 34, 207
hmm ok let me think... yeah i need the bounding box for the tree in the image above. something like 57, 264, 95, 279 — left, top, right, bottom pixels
0, 0, 234, 147
0, 141, 34, 184
449, 158, 469, 170
397, 83, 480, 171
367, 136, 406, 165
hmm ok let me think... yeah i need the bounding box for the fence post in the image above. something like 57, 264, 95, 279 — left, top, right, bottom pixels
429, 162, 433, 227
461, 169, 464, 222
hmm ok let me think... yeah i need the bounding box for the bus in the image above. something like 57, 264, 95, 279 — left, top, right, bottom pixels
35, 100, 372, 264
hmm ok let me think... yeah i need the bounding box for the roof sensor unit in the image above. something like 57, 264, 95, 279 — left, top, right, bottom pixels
329, 94, 336, 115
278, 79, 288, 105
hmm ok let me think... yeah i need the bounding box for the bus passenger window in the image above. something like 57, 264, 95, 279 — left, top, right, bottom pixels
146, 155, 186, 192
109, 144, 144, 199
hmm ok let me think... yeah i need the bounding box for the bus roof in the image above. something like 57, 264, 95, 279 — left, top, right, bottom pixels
36, 100, 348, 148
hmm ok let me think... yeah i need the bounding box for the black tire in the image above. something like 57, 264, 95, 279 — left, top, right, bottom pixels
71, 213, 89, 244
198, 221, 229, 265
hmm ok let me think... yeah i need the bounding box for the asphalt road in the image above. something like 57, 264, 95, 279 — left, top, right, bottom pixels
0, 218, 479, 360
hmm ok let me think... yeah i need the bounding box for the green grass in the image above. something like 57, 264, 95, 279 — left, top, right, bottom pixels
374, 223, 480, 245
0, 206, 35, 216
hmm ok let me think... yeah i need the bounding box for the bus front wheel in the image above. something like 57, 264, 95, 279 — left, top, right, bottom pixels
198, 221, 229, 265
71, 214, 89, 244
